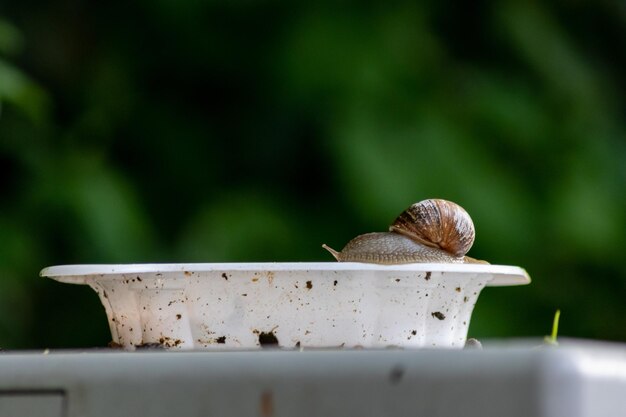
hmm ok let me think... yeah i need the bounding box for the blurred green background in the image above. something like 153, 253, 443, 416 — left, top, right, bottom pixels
0, 1, 624, 349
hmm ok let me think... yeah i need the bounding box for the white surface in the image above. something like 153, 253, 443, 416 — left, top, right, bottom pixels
0, 340, 624, 417
41, 263, 530, 350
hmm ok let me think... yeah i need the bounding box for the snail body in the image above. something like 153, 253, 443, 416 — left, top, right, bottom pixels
323, 199, 487, 265
322, 232, 466, 264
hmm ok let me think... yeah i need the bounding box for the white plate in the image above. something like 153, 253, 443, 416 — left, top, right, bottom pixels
41, 262, 530, 349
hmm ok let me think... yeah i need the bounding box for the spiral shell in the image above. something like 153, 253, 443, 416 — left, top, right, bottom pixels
389, 199, 475, 257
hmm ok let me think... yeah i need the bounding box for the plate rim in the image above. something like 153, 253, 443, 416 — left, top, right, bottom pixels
40, 262, 531, 287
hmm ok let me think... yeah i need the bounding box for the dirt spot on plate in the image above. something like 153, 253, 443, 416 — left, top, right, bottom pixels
431, 312, 446, 320
159, 336, 183, 347
135, 342, 165, 350
257, 331, 279, 347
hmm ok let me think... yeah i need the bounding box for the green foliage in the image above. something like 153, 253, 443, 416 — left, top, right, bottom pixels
0, 59, 50, 123
0, 18, 23, 56
0, 1, 624, 348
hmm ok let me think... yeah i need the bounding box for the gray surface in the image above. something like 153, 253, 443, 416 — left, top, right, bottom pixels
0, 392, 64, 417
0, 339, 624, 417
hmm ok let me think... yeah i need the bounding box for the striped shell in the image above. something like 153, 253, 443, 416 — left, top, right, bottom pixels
389, 199, 475, 258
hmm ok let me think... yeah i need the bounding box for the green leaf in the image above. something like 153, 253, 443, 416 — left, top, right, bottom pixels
0, 58, 50, 123
0, 19, 24, 56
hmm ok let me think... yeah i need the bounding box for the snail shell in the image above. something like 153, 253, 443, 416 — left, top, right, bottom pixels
389, 199, 474, 258
323, 199, 486, 265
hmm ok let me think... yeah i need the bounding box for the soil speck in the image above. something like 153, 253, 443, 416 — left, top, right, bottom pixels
216, 336, 226, 344
222, 273, 228, 280
425, 272, 432, 281
259, 331, 279, 347
176, 314, 181, 320
432, 311, 446, 320
306, 281, 313, 289
135, 342, 164, 350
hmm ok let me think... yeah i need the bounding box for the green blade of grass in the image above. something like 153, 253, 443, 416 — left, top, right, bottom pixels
544, 309, 561, 346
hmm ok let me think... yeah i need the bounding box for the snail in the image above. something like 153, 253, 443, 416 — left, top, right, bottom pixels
322, 199, 488, 264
